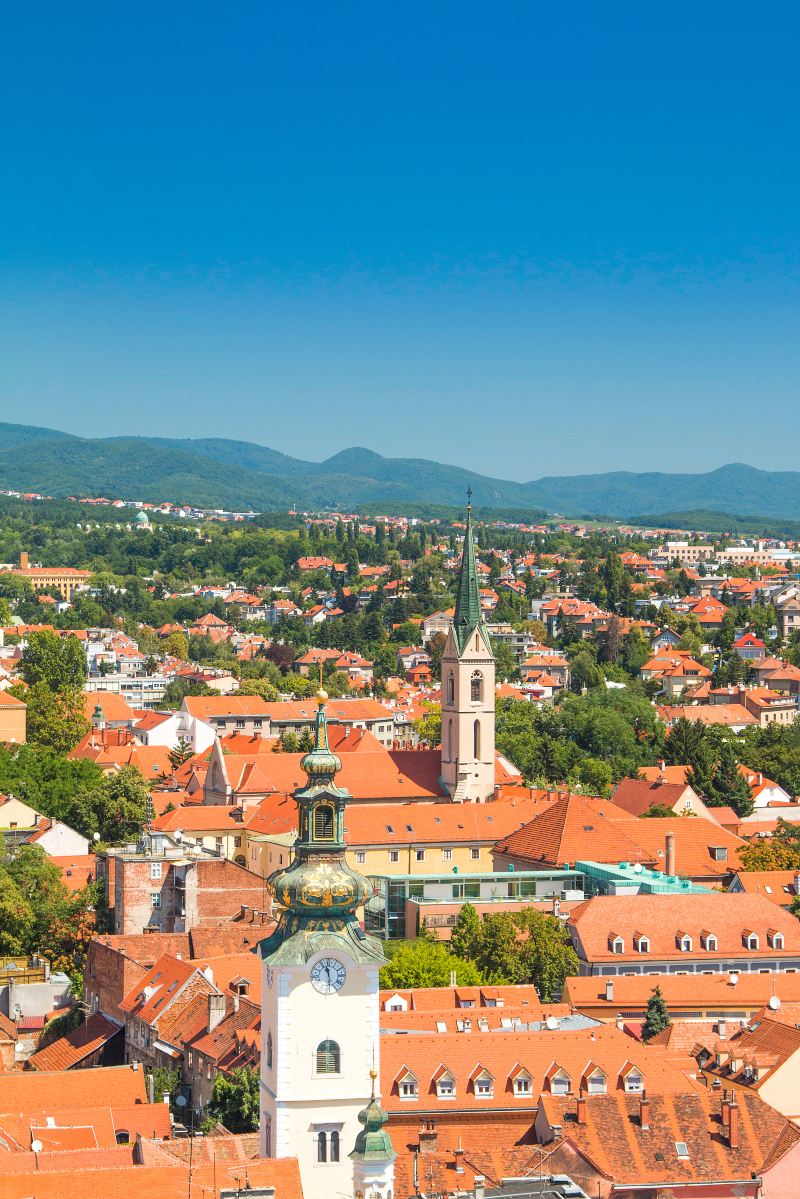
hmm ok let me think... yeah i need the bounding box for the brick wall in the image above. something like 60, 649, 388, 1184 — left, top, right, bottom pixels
186, 858, 269, 927
85, 933, 190, 1021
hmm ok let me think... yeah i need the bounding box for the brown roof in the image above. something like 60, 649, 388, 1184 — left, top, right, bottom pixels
0, 1064, 146, 1111
26, 1013, 122, 1072
539, 1089, 796, 1187
568, 893, 800, 962
493, 793, 656, 868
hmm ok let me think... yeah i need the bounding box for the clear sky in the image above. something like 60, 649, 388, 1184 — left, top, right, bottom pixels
1, 1, 799, 479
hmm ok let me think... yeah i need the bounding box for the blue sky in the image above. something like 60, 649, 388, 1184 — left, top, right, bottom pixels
1, 1, 799, 478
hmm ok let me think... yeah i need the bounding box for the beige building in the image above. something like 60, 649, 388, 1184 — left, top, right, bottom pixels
0, 692, 26, 744
1, 552, 91, 601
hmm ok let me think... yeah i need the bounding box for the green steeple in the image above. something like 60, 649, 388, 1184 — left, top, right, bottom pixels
452, 489, 486, 654
256, 690, 385, 967
349, 1068, 396, 1164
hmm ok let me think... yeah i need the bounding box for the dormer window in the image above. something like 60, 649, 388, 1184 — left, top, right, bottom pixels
398, 1072, 418, 1100
633, 933, 650, 954
586, 1069, 607, 1095
436, 1072, 456, 1099
470, 1067, 494, 1098
677, 934, 693, 953
609, 935, 624, 955
701, 931, 717, 952
623, 1069, 644, 1093
768, 930, 784, 950
512, 1069, 532, 1096
550, 1069, 571, 1095
744, 931, 760, 951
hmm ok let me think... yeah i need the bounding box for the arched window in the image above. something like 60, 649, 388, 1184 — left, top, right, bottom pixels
446, 673, 454, 704
267, 1032, 273, 1069
313, 804, 334, 840
471, 671, 483, 702
316, 1040, 340, 1074
317, 1131, 327, 1162
473, 719, 481, 759
330, 1130, 340, 1162
115, 1130, 130, 1145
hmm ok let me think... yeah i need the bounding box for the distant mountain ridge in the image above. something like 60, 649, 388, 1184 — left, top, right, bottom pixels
1, 422, 799, 521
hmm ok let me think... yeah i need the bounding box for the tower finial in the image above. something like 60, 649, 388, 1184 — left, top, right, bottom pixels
466, 485, 472, 513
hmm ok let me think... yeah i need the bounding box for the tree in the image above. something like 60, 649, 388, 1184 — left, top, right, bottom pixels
710, 742, 753, 817
98, 765, 151, 843
167, 737, 194, 772
15, 683, 90, 754
205, 1066, 260, 1133
740, 819, 800, 870
569, 652, 605, 693
20, 629, 87, 689
163, 632, 189, 660
298, 727, 315, 753
277, 729, 299, 753
379, 939, 484, 989
642, 985, 670, 1041
450, 903, 482, 961
492, 639, 517, 682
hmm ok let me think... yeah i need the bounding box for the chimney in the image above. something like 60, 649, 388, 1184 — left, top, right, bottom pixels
207, 992, 226, 1032
605, 979, 614, 1002
454, 1138, 465, 1173
552, 895, 561, 918
794, 872, 800, 898
728, 1096, 740, 1149
721, 1092, 730, 1129
639, 1094, 650, 1131
449, 970, 457, 988
474, 1178, 486, 1199
19, 552, 28, 571
665, 831, 676, 877
162, 1091, 171, 1105
576, 1091, 587, 1125
419, 1119, 438, 1155
718, 1019, 728, 1040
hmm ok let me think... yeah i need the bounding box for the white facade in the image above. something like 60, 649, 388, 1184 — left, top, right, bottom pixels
440, 621, 496, 802
260, 951, 381, 1196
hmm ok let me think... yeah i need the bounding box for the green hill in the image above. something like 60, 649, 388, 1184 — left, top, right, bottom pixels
2, 422, 800, 522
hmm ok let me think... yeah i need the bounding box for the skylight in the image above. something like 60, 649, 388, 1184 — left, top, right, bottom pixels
675, 1142, 690, 1160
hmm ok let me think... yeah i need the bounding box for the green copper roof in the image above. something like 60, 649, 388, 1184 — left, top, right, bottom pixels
350, 1070, 396, 1163
256, 690, 386, 969
453, 493, 486, 653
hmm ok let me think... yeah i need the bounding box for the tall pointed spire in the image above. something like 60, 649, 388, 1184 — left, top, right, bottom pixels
453, 488, 484, 653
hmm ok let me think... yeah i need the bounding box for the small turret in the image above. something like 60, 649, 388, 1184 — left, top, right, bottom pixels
350, 1066, 396, 1199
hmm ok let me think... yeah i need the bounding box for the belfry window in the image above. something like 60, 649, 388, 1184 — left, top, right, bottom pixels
313, 804, 334, 840
446, 673, 454, 704
317, 1130, 327, 1162
471, 672, 483, 702
330, 1130, 340, 1161
473, 719, 481, 759
316, 1040, 341, 1074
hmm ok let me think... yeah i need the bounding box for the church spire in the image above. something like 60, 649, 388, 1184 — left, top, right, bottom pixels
453, 488, 484, 654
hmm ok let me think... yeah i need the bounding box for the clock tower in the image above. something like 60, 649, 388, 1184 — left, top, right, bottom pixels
258, 690, 387, 1196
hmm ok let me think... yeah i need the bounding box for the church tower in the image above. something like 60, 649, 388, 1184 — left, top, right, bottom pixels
258, 691, 386, 1196
440, 491, 496, 802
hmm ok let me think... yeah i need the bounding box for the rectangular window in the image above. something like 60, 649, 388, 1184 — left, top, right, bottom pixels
234, 835, 242, 847
389, 850, 399, 863
236, 719, 245, 729
442, 848, 452, 861
151, 893, 161, 908
150, 862, 162, 879
254, 719, 262, 729
356, 851, 366, 865
470, 848, 480, 861
215, 837, 223, 854
415, 849, 425, 862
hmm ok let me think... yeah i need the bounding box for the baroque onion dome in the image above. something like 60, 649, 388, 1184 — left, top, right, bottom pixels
258, 691, 384, 966
349, 1067, 396, 1165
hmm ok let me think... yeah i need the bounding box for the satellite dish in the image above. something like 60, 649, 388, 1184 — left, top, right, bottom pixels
174, 1094, 188, 1108
633, 863, 643, 874
729, 973, 739, 986
769, 995, 781, 1011
545, 1016, 560, 1030
31, 1140, 43, 1153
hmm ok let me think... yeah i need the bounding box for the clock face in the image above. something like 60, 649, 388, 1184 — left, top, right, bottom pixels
310, 957, 346, 994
